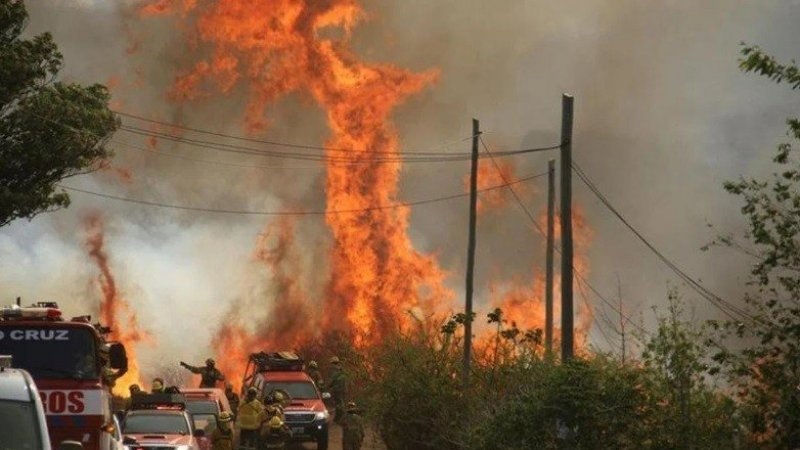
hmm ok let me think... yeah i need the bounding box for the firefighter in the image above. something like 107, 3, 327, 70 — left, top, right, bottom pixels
237, 387, 265, 450
125, 384, 142, 410
211, 411, 235, 450
328, 356, 347, 424
342, 401, 365, 450
225, 382, 240, 419
307, 360, 324, 388
264, 392, 285, 422
180, 358, 225, 388
151, 377, 165, 393
260, 416, 292, 449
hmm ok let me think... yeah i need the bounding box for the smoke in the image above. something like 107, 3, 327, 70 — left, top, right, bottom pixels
1, 0, 798, 374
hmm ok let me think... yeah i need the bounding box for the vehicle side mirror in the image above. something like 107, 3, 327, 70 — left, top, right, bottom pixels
58, 441, 83, 450
108, 343, 128, 372
193, 429, 206, 438
321, 392, 331, 400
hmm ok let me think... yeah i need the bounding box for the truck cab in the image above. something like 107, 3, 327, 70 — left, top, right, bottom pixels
243, 351, 330, 450
121, 393, 203, 450
0, 355, 51, 450
0, 302, 128, 450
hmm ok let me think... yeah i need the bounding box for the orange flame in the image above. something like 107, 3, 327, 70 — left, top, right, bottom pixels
139, 0, 452, 349
84, 213, 148, 396
464, 159, 522, 214
487, 207, 594, 353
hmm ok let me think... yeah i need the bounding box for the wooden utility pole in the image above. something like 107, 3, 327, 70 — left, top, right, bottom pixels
560, 94, 575, 361
545, 159, 555, 356
617, 274, 626, 365
463, 118, 480, 388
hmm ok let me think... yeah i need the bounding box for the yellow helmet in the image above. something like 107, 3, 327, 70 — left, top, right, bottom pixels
268, 416, 284, 429
274, 391, 285, 402
329, 356, 341, 365
218, 411, 233, 423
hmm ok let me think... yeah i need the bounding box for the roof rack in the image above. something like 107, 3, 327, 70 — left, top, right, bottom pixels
129, 393, 186, 410
249, 351, 304, 372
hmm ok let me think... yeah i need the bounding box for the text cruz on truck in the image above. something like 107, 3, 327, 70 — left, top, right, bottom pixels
0, 301, 129, 450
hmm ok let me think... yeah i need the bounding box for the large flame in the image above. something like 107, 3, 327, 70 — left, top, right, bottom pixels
84, 213, 147, 396
139, 0, 452, 349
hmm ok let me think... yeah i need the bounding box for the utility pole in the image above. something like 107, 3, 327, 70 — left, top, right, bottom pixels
545, 159, 555, 356
617, 274, 626, 365
560, 94, 575, 361
463, 118, 480, 388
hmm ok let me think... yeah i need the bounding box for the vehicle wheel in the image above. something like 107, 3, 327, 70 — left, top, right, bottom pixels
316, 430, 329, 450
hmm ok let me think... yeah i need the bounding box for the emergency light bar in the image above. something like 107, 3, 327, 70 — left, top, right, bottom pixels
0, 305, 62, 320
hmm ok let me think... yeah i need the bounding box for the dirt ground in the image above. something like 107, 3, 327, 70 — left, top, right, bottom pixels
287, 422, 386, 450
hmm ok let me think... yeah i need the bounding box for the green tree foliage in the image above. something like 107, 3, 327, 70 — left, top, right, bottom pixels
357, 306, 734, 450
0, 0, 118, 226
706, 44, 800, 449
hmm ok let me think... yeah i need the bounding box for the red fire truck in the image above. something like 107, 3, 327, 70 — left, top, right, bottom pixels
0, 301, 128, 450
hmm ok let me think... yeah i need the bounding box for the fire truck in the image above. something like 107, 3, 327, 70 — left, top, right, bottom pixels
0, 301, 128, 450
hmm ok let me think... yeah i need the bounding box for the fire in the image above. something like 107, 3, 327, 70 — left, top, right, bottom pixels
84, 213, 148, 396
487, 207, 594, 354
465, 159, 521, 214
139, 0, 452, 348
211, 218, 312, 389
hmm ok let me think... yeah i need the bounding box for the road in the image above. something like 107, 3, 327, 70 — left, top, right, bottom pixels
287, 422, 386, 450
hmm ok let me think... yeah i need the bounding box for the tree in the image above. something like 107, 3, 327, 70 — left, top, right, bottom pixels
0, 0, 118, 227
707, 44, 800, 449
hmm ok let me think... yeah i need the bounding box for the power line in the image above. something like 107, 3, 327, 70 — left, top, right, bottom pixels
478, 136, 550, 237
116, 109, 476, 156
571, 160, 757, 324
111, 139, 326, 170
119, 124, 561, 164
576, 278, 622, 356
478, 136, 648, 339
58, 170, 550, 216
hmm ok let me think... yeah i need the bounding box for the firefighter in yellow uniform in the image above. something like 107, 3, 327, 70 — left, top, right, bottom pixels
211, 411, 234, 450
260, 416, 292, 449
264, 392, 285, 422
237, 387, 265, 450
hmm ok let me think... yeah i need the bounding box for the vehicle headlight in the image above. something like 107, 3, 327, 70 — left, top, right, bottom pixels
315, 411, 329, 421
174, 446, 192, 450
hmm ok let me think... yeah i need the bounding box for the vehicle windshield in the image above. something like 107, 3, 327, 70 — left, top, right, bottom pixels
0, 399, 43, 450
264, 381, 318, 400
123, 413, 190, 435
0, 327, 97, 380
185, 400, 218, 415
192, 413, 217, 434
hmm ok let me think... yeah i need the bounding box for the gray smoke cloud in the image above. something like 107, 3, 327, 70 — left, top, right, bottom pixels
2, 0, 798, 371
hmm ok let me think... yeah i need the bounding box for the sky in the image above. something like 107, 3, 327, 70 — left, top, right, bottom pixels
2, 0, 799, 368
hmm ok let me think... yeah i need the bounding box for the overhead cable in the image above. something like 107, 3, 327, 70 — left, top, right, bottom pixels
571, 160, 757, 324
58, 170, 550, 216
